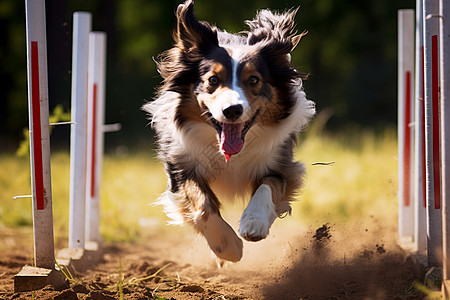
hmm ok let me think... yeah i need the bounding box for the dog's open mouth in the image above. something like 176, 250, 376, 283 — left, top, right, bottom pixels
208, 111, 259, 162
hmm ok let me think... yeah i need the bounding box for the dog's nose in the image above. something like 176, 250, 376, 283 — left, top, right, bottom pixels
223, 105, 243, 121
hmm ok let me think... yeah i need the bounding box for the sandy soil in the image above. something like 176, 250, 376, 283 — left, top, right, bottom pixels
0, 215, 428, 299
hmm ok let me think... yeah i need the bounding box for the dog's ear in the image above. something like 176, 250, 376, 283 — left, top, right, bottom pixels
174, 0, 218, 52
247, 8, 308, 80
246, 8, 306, 54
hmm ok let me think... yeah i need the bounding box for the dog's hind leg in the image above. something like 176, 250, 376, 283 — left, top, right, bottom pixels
176, 179, 243, 263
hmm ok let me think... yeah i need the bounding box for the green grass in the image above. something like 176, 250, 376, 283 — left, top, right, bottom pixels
0, 151, 167, 245
0, 129, 398, 244
294, 129, 398, 226
0, 154, 33, 227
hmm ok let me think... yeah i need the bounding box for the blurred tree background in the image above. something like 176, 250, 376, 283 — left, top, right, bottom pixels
0, 0, 414, 153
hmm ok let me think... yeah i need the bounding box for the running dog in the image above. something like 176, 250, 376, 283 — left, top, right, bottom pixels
143, 0, 315, 265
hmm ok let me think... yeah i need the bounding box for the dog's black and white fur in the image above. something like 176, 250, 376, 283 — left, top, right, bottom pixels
143, 0, 315, 264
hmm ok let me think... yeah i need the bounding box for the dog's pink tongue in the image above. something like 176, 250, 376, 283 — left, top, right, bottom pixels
220, 123, 244, 162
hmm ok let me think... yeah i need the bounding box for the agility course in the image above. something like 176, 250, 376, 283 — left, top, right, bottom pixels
3, 0, 450, 298
397, 0, 450, 294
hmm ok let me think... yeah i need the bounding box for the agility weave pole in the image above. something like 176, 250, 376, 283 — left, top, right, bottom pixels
398, 9, 415, 246
14, 0, 66, 292
85, 31, 107, 244
69, 12, 92, 250
25, 0, 54, 271
440, 0, 450, 295
414, 0, 427, 253
423, 0, 442, 268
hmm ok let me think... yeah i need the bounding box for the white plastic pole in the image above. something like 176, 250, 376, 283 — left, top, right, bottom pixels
69, 12, 92, 249
86, 32, 107, 243
25, 0, 55, 269
414, 0, 427, 252
440, 0, 450, 282
398, 9, 415, 243
423, 0, 442, 266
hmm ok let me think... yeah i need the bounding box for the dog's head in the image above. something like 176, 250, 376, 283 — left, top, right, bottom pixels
156, 0, 307, 161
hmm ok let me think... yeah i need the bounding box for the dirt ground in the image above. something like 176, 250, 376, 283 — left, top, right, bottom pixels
0, 215, 431, 300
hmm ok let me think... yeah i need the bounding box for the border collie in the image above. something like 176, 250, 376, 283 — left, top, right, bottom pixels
143, 0, 315, 265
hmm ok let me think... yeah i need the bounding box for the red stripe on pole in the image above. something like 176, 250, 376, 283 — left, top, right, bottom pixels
431, 35, 441, 209
31, 41, 45, 210
90, 83, 97, 198
403, 71, 412, 207
421, 46, 426, 208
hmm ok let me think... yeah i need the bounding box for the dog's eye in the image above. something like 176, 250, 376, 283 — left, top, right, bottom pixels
208, 75, 219, 86
248, 76, 259, 86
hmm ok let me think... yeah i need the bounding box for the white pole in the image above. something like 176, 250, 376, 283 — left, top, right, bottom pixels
25, 0, 55, 269
440, 0, 450, 284
69, 12, 92, 249
423, 0, 442, 266
86, 32, 107, 243
398, 9, 415, 244
414, 0, 427, 252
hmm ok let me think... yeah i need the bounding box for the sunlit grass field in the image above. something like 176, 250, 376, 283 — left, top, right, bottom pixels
0, 129, 398, 246
295, 129, 398, 226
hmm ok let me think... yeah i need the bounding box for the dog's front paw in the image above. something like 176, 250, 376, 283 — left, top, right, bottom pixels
239, 184, 277, 242
239, 213, 270, 241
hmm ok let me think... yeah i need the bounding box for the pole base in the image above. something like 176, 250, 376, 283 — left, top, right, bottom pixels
14, 265, 67, 293
56, 241, 103, 273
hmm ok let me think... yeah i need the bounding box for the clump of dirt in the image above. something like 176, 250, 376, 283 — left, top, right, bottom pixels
312, 223, 332, 242
377, 243, 387, 255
